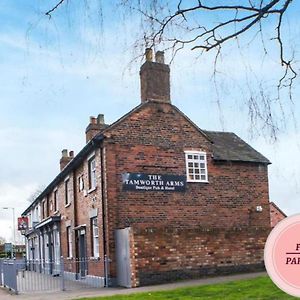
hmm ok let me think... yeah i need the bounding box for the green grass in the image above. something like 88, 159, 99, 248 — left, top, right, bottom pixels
79, 276, 297, 300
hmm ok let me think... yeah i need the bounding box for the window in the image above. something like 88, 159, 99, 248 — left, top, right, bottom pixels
65, 178, 70, 206
42, 200, 47, 219
78, 175, 84, 191
88, 157, 97, 190
185, 151, 208, 182
54, 189, 58, 212
67, 226, 72, 258
35, 206, 39, 222
45, 197, 49, 217
91, 217, 99, 257
41, 202, 44, 220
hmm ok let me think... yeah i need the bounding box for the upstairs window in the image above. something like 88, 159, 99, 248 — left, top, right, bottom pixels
78, 175, 84, 192
185, 151, 208, 182
42, 200, 47, 219
88, 156, 97, 190
40, 202, 44, 220
65, 178, 71, 206
53, 189, 58, 212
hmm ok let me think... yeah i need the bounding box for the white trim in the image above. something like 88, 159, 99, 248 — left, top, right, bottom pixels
64, 175, 70, 182
64, 177, 71, 206
67, 226, 73, 258
88, 156, 97, 190
88, 187, 97, 194
184, 150, 205, 154
78, 175, 84, 191
91, 217, 99, 258
185, 151, 208, 183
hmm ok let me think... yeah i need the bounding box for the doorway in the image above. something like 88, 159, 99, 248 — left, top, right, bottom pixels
115, 227, 131, 287
78, 229, 87, 278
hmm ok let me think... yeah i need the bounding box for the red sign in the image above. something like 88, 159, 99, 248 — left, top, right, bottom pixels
18, 217, 28, 231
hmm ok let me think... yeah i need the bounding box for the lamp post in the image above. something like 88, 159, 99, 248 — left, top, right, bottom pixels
2, 207, 15, 258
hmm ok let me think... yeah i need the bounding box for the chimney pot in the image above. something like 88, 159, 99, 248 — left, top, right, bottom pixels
140, 49, 170, 103
62, 149, 68, 158
155, 51, 165, 64
97, 114, 104, 125
85, 114, 108, 143
69, 151, 74, 158
90, 116, 97, 125
145, 48, 153, 62
60, 149, 72, 171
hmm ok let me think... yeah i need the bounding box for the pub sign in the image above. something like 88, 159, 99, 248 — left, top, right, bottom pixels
18, 217, 29, 231
122, 173, 186, 192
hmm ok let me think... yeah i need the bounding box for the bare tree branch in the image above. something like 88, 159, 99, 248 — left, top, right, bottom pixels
45, 0, 67, 18
44, 0, 297, 139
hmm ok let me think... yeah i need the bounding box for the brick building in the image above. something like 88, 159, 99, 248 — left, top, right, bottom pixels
270, 201, 287, 228
22, 49, 271, 287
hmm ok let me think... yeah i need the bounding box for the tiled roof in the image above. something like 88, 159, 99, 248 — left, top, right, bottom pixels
204, 131, 270, 164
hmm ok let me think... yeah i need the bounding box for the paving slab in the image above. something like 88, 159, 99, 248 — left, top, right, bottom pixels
0, 272, 266, 300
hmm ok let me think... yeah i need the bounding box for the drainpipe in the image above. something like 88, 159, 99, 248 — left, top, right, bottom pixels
73, 169, 79, 273
100, 145, 109, 287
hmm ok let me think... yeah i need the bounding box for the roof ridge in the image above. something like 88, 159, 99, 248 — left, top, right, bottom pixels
203, 130, 234, 134
270, 201, 287, 217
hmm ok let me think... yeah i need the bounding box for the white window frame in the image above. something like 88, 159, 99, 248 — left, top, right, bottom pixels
185, 150, 208, 183
78, 175, 84, 191
88, 156, 97, 190
64, 177, 71, 206
53, 188, 58, 212
91, 217, 99, 258
67, 226, 73, 258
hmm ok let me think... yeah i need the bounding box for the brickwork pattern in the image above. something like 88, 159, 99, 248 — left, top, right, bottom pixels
132, 226, 269, 285
103, 101, 270, 284
270, 202, 286, 228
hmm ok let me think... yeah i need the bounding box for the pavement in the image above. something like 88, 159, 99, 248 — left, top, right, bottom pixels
0, 271, 266, 300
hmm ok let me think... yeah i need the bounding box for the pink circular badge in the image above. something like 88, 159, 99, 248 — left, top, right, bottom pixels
265, 214, 300, 297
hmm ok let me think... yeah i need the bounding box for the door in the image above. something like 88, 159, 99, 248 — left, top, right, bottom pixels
115, 227, 131, 288
79, 230, 87, 278
48, 232, 54, 274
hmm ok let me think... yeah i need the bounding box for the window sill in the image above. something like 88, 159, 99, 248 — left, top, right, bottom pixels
187, 180, 209, 183
54, 210, 59, 215
88, 186, 97, 194
65, 203, 71, 208
89, 256, 100, 261
66, 257, 73, 260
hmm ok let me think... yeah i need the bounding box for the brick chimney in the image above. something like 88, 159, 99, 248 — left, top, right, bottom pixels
140, 48, 170, 104
60, 149, 74, 171
85, 114, 107, 143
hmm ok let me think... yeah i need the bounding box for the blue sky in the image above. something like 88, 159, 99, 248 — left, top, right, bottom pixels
0, 0, 300, 242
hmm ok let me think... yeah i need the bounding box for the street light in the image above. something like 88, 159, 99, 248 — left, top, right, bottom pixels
2, 207, 15, 258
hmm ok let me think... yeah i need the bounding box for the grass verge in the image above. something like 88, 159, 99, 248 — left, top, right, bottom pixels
78, 276, 297, 300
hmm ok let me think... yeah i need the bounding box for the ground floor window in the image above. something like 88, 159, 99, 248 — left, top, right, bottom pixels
91, 217, 99, 258
67, 226, 73, 258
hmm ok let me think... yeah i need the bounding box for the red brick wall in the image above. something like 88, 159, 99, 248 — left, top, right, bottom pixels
42, 150, 105, 276
103, 101, 270, 283
27, 100, 270, 284
74, 149, 105, 276
270, 203, 286, 228
132, 226, 268, 285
